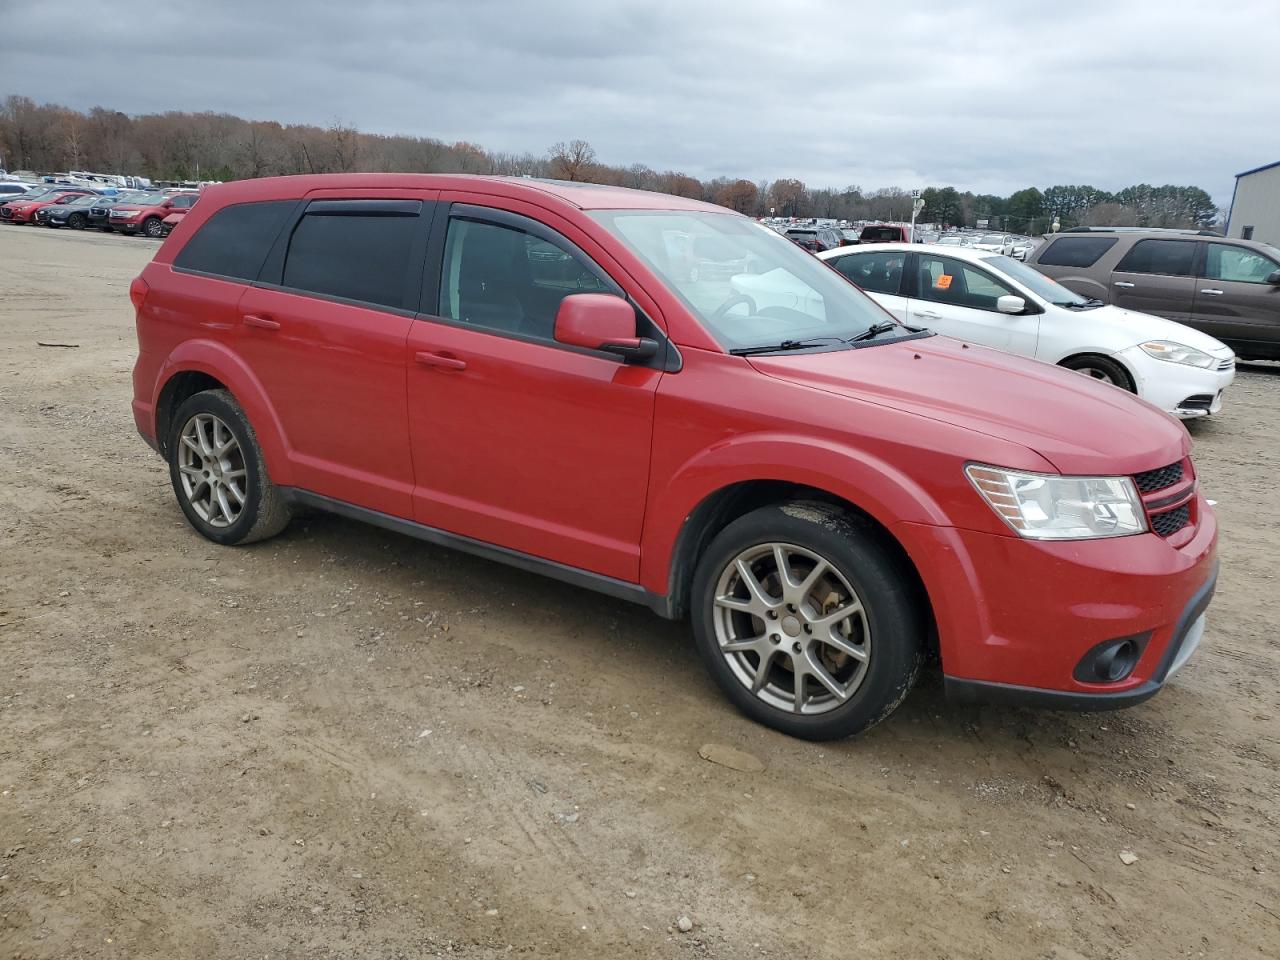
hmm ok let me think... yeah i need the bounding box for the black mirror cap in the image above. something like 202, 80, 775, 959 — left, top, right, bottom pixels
1267, 269, 1280, 286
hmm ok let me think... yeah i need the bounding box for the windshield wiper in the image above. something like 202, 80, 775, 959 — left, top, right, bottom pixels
1061, 298, 1104, 310
729, 337, 844, 356
846, 321, 902, 343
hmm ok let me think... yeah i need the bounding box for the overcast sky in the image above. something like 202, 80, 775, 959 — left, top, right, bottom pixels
6, 0, 1278, 204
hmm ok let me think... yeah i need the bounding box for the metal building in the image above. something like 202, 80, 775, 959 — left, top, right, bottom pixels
1227, 160, 1280, 245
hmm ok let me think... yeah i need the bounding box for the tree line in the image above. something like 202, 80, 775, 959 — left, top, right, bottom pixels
0, 96, 1219, 232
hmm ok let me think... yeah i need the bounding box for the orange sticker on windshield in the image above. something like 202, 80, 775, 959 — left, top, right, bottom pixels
935, 274, 953, 290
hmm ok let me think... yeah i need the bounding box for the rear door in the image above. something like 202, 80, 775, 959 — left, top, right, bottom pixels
826, 249, 909, 321
1191, 241, 1280, 354
1109, 238, 1197, 320
905, 253, 1039, 355
235, 193, 435, 518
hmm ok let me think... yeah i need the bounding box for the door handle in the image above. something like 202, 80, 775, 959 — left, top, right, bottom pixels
1199, 288, 1224, 296
415, 350, 467, 371
1113, 281, 1135, 289
243, 314, 280, 331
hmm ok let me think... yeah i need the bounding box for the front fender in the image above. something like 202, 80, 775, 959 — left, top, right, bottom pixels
638, 432, 953, 596
150, 339, 294, 486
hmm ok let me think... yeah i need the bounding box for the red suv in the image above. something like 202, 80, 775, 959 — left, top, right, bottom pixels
110, 191, 198, 237
130, 174, 1218, 740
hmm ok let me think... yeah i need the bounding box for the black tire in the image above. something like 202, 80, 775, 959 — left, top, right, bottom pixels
166, 389, 291, 546
68, 213, 86, 230
1060, 354, 1135, 392
690, 501, 924, 740
141, 216, 163, 238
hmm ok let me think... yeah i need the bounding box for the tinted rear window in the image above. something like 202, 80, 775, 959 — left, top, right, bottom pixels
1036, 236, 1118, 268
1115, 239, 1197, 277
860, 226, 903, 242
174, 200, 295, 281
281, 204, 421, 310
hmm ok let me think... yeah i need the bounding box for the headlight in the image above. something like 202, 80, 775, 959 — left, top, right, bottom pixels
1139, 340, 1216, 369
966, 465, 1147, 539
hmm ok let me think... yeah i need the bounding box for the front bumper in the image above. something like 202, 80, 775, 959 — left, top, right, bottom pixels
1118, 344, 1235, 419
896, 495, 1218, 709
111, 219, 140, 233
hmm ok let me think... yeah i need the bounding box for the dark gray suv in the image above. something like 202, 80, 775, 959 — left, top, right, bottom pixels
1027, 228, 1280, 360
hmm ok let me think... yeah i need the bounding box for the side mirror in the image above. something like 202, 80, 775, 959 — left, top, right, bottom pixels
554, 293, 658, 362
997, 295, 1026, 315
1267, 270, 1280, 286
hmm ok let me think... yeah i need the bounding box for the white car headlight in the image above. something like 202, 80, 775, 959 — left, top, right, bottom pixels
1139, 340, 1216, 369
966, 465, 1147, 539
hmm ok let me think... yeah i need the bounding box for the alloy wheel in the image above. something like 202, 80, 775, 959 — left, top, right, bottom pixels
177, 413, 248, 528
1073, 366, 1115, 385
712, 542, 871, 715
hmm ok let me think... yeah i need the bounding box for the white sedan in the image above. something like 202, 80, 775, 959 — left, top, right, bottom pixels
817, 243, 1235, 418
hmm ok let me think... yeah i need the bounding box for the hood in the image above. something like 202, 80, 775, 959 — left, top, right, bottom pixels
748, 334, 1189, 475
1086, 304, 1232, 356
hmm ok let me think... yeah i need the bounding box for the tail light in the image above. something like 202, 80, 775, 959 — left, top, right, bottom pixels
129, 276, 150, 311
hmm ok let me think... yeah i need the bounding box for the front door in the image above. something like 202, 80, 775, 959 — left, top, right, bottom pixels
906, 252, 1040, 356
406, 204, 661, 582
1191, 241, 1280, 355
1109, 237, 1198, 321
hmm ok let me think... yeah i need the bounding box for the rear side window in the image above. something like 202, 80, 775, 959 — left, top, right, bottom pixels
833, 251, 907, 295
174, 200, 295, 281
1115, 239, 1197, 277
282, 202, 422, 310
1036, 236, 1117, 268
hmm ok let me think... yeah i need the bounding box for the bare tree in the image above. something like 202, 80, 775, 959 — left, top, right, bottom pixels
547, 139, 597, 181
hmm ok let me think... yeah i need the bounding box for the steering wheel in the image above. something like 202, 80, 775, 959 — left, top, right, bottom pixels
709, 293, 758, 322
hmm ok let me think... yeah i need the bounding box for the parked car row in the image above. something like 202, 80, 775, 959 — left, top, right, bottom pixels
0, 184, 199, 237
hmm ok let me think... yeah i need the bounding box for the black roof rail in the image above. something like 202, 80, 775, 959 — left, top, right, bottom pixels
1059, 226, 1223, 236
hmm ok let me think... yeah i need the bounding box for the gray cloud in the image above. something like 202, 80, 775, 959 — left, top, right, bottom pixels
5, 0, 1278, 203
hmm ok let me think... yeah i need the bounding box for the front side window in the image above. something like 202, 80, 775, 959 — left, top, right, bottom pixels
175, 200, 295, 282
590, 210, 899, 352
833, 251, 907, 295
1036, 236, 1117, 267
916, 255, 1017, 311
282, 203, 421, 309
1115, 239, 1197, 277
1203, 243, 1280, 283
438, 218, 615, 340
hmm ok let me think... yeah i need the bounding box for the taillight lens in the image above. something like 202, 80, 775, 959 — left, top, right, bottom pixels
129, 276, 149, 311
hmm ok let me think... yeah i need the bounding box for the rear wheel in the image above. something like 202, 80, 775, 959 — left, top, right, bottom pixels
691, 502, 924, 740
167, 389, 291, 546
1060, 354, 1135, 392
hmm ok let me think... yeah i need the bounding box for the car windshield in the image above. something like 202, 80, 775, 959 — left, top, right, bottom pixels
937, 236, 964, 244
66, 195, 97, 207
121, 194, 165, 206
589, 210, 902, 352
982, 254, 1091, 306
980, 234, 1005, 245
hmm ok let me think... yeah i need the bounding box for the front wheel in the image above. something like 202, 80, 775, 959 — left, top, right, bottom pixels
68, 213, 87, 230
1060, 354, 1135, 392
142, 216, 164, 238
691, 502, 924, 740
167, 389, 291, 546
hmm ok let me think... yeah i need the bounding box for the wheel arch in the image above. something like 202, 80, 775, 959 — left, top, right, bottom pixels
1057, 351, 1137, 392
151, 341, 293, 484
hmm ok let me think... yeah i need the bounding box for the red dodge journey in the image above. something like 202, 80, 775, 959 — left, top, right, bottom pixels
130, 174, 1217, 739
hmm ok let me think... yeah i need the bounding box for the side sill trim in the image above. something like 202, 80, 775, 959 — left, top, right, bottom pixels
279, 488, 674, 618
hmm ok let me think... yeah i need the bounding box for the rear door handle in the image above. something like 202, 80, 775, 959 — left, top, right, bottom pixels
1113, 281, 1135, 289
243, 314, 280, 331
415, 350, 467, 371
1200, 288, 1224, 296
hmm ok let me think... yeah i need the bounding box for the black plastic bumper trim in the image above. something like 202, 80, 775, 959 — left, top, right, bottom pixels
944, 563, 1217, 712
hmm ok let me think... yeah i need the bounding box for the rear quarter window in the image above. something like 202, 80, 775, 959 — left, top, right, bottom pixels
1035, 236, 1118, 268
173, 200, 296, 281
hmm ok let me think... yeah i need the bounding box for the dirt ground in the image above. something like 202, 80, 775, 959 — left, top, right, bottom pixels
0, 225, 1277, 960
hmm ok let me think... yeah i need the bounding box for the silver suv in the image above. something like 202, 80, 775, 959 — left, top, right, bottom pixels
1026, 227, 1280, 361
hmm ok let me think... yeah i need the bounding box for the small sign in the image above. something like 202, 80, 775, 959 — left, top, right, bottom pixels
935, 274, 953, 290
